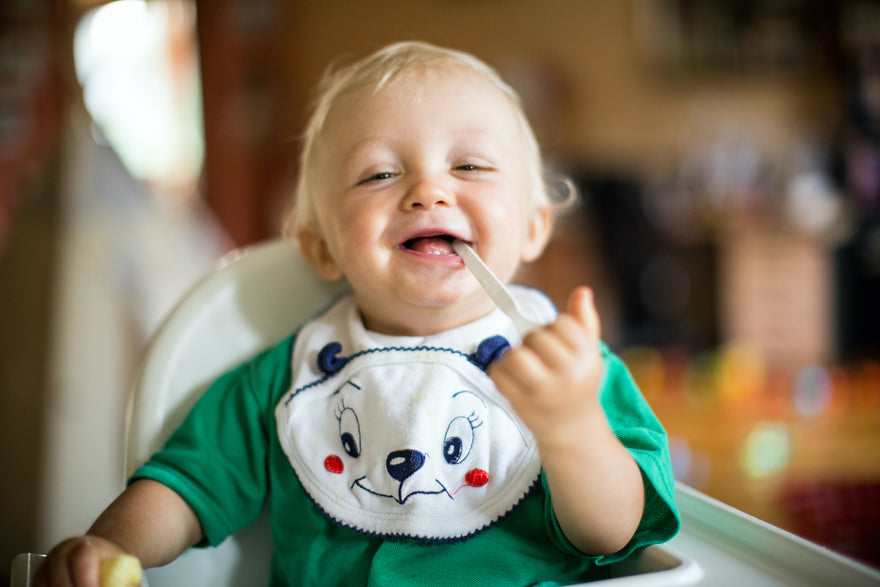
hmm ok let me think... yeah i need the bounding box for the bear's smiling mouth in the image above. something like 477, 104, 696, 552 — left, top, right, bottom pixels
352, 476, 450, 504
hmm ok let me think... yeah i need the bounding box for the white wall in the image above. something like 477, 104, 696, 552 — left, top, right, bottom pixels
37, 106, 228, 549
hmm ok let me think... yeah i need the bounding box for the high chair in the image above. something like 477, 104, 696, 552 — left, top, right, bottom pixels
13, 240, 880, 586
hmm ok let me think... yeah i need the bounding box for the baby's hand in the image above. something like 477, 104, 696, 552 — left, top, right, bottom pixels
36, 535, 135, 587
489, 286, 604, 450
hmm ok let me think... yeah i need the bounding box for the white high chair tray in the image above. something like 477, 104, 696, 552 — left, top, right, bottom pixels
663, 483, 880, 586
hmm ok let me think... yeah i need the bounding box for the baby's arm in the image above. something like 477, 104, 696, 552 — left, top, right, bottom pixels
36, 479, 203, 587
489, 287, 644, 555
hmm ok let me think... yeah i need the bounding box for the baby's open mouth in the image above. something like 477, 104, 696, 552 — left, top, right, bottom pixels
403, 234, 459, 256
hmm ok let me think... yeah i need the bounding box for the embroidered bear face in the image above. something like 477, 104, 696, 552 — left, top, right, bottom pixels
326, 366, 502, 506
275, 340, 542, 541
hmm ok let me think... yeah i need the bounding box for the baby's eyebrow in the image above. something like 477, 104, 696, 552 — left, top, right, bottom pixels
343, 136, 395, 161
338, 138, 400, 177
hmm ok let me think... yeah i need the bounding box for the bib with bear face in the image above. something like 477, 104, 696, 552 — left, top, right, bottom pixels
274, 290, 555, 541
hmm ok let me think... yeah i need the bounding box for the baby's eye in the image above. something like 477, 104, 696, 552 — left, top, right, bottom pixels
358, 171, 397, 185
456, 163, 491, 172
454, 160, 495, 173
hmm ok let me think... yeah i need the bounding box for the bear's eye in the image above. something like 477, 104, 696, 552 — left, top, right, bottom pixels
337, 406, 361, 458
443, 415, 476, 465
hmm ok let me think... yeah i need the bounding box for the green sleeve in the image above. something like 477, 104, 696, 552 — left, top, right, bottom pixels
129, 336, 295, 547
544, 343, 681, 566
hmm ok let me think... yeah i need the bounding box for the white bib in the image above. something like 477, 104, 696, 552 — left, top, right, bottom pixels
274, 288, 555, 541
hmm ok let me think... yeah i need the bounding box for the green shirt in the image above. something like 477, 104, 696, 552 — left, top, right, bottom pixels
133, 332, 679, 586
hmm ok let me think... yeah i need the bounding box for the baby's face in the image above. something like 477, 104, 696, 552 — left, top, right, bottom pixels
302, 66, 549, 335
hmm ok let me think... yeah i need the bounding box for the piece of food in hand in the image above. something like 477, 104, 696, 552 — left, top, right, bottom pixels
100, 554, 142, 587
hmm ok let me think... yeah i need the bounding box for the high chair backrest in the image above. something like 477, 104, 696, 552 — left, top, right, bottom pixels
125, 239, 349, 587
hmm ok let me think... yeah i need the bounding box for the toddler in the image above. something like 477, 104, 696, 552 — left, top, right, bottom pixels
38, 41, 679, 587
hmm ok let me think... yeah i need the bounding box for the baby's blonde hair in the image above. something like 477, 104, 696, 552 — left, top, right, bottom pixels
285, 41, 568, 235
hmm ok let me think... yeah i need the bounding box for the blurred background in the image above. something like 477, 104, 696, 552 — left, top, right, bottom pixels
1, 0, 879, 582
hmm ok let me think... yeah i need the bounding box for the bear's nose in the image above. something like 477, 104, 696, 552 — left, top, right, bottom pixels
386, 449, 426, 482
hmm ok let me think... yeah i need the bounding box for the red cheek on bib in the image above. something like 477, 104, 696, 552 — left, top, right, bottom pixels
451, 468, 490, 495
465, 468, 489, 487
324, 455, 344, 474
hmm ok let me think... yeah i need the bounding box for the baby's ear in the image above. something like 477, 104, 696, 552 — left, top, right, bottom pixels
298, 226, 344, 281
520, 206, 552, 263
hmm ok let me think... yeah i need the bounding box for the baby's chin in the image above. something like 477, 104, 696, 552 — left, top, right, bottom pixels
360, 292, 494, 336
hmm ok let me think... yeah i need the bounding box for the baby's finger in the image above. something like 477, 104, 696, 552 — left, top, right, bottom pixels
69, 541, 102, 587
542, 315, 591, 353
36, 556, 72, 587
38, 540, 84, 587
489, 346, 547, 395
488, 359, 520, 398
520, 319, 595, 377
567, 287, 601, 341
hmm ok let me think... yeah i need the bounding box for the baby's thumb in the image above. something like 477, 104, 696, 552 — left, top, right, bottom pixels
567, 286, 601, 339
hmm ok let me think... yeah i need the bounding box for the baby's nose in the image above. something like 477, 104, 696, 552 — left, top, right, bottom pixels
402, 176, 455, 210
386, 449, 426, 482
